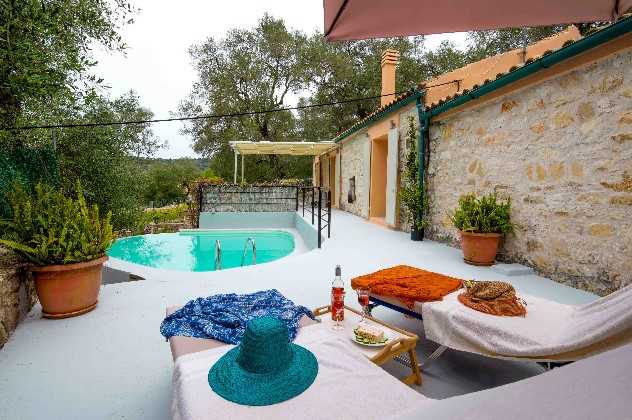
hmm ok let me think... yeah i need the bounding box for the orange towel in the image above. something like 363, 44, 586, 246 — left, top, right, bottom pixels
458, 292, 527, 317
351, 265, 463, 308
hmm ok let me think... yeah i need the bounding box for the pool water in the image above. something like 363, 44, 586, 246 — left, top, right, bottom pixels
107, 230, 295, 272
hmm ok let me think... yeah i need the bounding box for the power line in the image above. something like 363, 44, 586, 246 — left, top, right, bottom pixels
2, 80, 460, 132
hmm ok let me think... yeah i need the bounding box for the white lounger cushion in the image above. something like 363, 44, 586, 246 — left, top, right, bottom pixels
396, 342, 632, 420
422, 284, 632, 360
172, 324, 423, 420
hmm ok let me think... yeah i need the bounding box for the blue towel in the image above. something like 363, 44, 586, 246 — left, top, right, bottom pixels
160, 289, 315, 345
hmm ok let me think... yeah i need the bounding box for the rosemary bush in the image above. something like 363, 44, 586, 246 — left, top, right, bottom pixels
0, 182, 114, 265
450, 193, 513, 234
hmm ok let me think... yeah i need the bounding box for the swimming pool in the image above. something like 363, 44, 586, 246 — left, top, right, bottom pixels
107, 230, 295, 272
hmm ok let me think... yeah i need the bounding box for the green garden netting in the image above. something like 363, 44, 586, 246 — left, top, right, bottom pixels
0, 145, 59, 219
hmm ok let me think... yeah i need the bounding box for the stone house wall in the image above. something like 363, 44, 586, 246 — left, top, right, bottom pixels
339, 130, 371, 218
0, 248, 37, 348
337, 105, 421, 224
425, 49, 632, 295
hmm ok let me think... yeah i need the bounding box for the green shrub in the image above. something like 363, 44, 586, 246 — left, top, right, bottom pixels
398, 117, 428, 230
0, 145, 59, 220
0, 182, 115, 266
143, 204, 189, 224
449, 193, 513, 234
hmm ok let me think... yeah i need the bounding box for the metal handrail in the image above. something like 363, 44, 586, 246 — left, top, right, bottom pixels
241, 237, 257, 266
299, 186, 331, 248
214, 239, 222, 270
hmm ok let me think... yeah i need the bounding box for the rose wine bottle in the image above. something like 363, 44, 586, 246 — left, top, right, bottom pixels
331, 265, 345, 323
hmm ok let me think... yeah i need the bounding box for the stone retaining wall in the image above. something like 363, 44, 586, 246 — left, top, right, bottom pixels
0, 248, 37, 348
425, 49, 632, 295
200, 185, 298, 213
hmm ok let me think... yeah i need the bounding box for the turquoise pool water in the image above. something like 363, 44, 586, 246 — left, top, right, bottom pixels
107, 230, 295, 272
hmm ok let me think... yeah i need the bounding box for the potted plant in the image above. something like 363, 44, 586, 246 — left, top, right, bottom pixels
399, 117, 428, 241
449, 192, 513, 266
0, 183, 114, 318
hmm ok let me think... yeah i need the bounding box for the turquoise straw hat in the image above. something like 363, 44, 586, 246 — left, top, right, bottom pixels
208, 316, 318, 406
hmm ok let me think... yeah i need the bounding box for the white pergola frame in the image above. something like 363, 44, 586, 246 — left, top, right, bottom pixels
228, 141, 337, 183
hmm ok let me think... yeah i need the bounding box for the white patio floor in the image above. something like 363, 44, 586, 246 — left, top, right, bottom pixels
0, 210, 596, 420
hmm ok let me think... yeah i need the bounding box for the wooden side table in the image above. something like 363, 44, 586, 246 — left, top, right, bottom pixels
313, 305, 422, 386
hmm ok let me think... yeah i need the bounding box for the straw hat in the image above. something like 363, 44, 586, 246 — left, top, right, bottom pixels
208, 316, 318, 406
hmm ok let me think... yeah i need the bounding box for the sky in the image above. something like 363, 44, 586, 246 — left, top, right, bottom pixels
93, 1, 467, 159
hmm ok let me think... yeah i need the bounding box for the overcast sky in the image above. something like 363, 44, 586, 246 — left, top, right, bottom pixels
93, 1, 467, 159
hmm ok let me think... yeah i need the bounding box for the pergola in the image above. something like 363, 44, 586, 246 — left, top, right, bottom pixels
228, 141, 337, 183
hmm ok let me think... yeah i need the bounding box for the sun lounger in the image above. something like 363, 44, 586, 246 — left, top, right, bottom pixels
372, 284, 632, 362
395, 342, 632, 420
171, 321, 425, 420
166, 302, 632, 420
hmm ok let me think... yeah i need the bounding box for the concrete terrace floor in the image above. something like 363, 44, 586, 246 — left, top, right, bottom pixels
0, 210, 597, 420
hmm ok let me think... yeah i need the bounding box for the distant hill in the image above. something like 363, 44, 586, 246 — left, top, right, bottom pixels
133, 157, 210, 171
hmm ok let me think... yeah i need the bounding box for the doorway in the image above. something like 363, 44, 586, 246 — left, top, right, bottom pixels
369, 136, 388, 222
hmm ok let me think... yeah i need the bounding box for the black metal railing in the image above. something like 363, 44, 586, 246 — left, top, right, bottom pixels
299, 186, 331, 248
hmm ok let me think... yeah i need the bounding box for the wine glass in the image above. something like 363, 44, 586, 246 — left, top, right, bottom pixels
356, 287, 370, 324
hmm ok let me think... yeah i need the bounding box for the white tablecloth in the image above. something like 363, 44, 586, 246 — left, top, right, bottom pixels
172, 324, 424, 420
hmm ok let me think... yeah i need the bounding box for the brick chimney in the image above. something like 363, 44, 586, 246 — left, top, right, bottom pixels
380, 49, 400, 107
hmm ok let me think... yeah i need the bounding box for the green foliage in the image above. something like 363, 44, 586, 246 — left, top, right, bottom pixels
0, 0, 136, 131
0, 182, 114, 266
178, 14, 313, 182
0, 144, 59, 219
49, 91, 162, 230
141, 204, 188, 225
142, 160, 200, 207
200, 167, 217, 179
0, 0, 160, 232
178, 15, 566, 183
298, 36, 427, 140
449, 193, 513, 234
398, 117, 428, 230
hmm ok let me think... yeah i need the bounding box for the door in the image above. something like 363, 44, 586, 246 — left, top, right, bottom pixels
369, 137, 388, 219
385, 127, 399, 226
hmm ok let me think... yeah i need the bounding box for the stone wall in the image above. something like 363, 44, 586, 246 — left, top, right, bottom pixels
425, 49, 632, 295
0, 248, 37, 348
339, 130, 371, 218
337, 105, 421, 226
200, 185, 298, 213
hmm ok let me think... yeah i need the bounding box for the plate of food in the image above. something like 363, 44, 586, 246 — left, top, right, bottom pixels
350, 323, 390, 347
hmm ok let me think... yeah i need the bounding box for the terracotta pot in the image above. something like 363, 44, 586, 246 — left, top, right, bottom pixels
459, 231, 501, 266
31, 256, 108, 319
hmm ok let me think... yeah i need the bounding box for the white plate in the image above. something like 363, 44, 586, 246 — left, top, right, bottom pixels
348, 325, 391, 347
